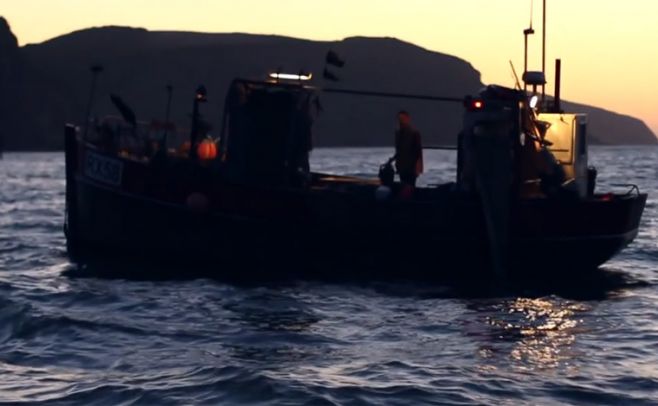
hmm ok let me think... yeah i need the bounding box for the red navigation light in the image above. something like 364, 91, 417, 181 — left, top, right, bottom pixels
463, 97, 486, 111
601, 193, 615, 202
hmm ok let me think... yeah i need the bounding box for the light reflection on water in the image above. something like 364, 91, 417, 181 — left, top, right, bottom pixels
468, 297, 588, 373
505, 298, 583, 371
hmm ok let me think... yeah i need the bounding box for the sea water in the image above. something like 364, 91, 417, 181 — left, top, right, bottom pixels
0, 147, 657, 405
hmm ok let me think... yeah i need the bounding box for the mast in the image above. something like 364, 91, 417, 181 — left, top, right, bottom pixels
83, 65, 103, 140
188, 85, 207, 160
162, 84, 173, 151
542, 0, 546, 104
554, 58, 561, 112
523, 0, 535, 93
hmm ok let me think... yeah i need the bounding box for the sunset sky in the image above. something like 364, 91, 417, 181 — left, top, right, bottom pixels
4, 0, 657, 137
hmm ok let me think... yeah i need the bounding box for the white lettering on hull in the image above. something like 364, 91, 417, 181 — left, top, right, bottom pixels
84, 151, 123, 186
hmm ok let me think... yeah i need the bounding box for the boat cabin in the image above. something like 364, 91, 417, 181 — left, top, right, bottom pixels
539, 113, 589, 197
219, 79, 317, 187
458, 85, 592, 199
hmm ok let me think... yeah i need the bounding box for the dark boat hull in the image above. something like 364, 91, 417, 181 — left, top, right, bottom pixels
64, 141, 647, 283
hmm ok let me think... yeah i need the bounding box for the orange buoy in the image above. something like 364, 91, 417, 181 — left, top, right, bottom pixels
197, 138, 218, 160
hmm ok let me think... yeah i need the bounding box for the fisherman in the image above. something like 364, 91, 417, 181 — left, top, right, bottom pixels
394, 110, 423, 187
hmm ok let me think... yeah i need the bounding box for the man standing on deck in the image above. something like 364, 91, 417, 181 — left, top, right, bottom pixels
394, 110, 424, 187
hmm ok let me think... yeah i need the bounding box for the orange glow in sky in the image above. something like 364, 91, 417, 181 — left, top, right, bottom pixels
3, 0, 657, 136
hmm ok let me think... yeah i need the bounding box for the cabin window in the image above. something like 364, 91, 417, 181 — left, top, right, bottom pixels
578, 122, 587, 156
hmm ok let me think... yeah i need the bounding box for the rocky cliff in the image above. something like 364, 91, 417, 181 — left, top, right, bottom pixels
0, 21, 655, 150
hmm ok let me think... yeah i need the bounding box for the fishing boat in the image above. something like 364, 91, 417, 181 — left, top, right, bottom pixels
63, 19, 646, 282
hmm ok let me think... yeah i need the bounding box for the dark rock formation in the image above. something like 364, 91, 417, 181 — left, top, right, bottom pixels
0, 17, 20, 151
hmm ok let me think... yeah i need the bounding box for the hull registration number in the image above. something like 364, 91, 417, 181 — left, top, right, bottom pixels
84, 151, 123, 186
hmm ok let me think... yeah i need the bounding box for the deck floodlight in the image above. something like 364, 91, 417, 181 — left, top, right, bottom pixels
529, 95, 539, 109
269, 72, 313, 81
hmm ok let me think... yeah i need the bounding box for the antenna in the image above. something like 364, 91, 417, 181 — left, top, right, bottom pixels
523, 0, 535, 78
541, 0, 547, 104
162, 84, 173, 152
83, 64, 104, 140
